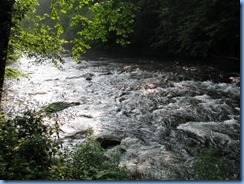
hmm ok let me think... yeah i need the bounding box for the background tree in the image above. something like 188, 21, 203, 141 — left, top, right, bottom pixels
129, 0, 239, 59
152, 0, 240, 58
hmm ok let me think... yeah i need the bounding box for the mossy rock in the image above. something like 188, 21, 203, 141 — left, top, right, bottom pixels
42, 101, 80, 115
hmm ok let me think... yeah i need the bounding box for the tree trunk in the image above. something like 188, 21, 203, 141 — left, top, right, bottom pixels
0, 0, 15, 102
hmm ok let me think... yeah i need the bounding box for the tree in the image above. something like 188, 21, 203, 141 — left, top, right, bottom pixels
0, 0, 15, 101
150, 0, 240, 58
0, 0, 64, 102
0, 0, 136, 102
129, 0, 162, 55
49, 0, 136, 59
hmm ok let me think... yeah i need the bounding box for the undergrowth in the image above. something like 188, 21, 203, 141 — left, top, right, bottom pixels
1, 110, 236, 180
178, 144, 235, 180
0, 111, 56, 179
0, 111, 133, 180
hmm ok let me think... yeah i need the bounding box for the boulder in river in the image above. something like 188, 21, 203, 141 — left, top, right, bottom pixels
42, 101, 81, 115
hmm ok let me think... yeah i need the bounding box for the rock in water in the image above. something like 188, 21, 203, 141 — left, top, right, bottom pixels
42, 101, 80, 115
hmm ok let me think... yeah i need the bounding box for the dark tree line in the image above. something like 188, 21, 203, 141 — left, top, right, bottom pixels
130, 0, 239, 59
150, 0, 240, 58
88, 0, 240, 59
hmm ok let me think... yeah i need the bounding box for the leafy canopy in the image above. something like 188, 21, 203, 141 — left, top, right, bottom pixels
11, 0, 137, 63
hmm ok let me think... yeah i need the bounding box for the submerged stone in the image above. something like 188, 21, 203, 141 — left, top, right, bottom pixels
42, 101, 81, 115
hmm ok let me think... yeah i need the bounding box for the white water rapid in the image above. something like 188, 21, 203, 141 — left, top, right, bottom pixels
3, 56, 240, 179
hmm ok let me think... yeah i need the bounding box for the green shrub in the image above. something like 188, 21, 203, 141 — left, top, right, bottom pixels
178, 145, 232, 180
193, 146, 229, 180
0, 111, 131, 180
0, 111, 58, 180
49, 136, 131, 180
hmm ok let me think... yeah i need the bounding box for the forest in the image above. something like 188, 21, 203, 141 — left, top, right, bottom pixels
31, 0, 240, 58
0, 0, 241, 180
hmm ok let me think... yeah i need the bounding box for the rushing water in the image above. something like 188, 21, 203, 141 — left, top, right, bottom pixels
3, 56, 240, 179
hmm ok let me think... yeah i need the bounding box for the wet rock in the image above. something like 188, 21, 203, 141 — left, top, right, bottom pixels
82, 73, 94, 80
96, 137, 121, 149
65, 75, 84, 79
79, 114, 93, 118
122, 65, 133, 73
143, 82, 157, 89
177, 120, 240, 141
99, 71, 113, 76
177, 120, 240, 150
229, 76, 240, 85
86, 77, 92, 81
41, 101, 81, 115
29, 91, 48, 95
61, 129, 89, 140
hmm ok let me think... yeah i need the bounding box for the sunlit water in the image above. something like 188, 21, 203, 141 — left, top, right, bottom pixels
3, 56, 240, 179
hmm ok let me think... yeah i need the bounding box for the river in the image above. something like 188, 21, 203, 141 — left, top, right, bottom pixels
3, 56, 240, 179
